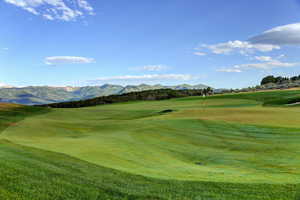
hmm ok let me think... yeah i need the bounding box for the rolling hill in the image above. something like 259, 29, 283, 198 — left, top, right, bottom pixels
0, 84, 210, 105
0, 89, 300, 199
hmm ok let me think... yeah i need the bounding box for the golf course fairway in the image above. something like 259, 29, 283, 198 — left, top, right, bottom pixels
1, 89, 300, 200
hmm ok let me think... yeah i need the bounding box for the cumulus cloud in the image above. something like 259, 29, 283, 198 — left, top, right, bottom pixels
239, 61, 298, 70
45, 56, 95, 65
3, 0, 94, 21
249, 23, 300, 45
218, 60, 299, 73
77, 0, 94, 13
196, 23, 300, 56
43, 14, 54, 20
201, 40, 280, 55
130, 65, 170, 72
217, 52, 299, 72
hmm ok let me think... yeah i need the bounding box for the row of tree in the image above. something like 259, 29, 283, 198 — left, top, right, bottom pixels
261, 75, 300, 85
39, 88, 213, 108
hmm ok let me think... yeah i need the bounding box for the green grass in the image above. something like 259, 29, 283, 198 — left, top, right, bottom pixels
209, 89, 300, 106
1, 89, 300, 199
1, 140, 298, 200
0, 104, 49, 133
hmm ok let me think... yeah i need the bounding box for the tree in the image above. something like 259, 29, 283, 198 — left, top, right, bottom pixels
291, 76, 300, 81
275, 76, 289, 84
206, 87, 213, 95
261, 75, 276, 85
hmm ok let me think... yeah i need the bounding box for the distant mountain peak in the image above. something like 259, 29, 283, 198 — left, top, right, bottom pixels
0, 83, 210, 105
100, 84, 122, 89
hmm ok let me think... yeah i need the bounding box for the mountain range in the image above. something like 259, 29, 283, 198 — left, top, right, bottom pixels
0, 84, 210, 105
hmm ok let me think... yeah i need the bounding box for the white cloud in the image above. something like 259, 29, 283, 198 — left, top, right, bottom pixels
85, 74, 196, 84
3, 0, 94, 21
131, 65, 170, 72
24, 6, 39, 15
240, 61, 298, 70
254, 56, 273, 62
45, 56, 95, 65
194, 52, 207, 56
43, 14, 54, 20
2, 48, 8, 51
77, 0, 94, 14
196, 23, 300, 56
201, 40, 280, 55
0, 82, 13, 88
218, 60, 299, 73
249, 23, 300, 45
217, 68, 242, 73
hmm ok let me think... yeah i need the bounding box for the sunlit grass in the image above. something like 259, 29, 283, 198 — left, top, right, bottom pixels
1, 89, 300, 199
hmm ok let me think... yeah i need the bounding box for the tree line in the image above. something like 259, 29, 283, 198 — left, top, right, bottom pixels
261, 75, 300, 85
38, 88, 213, 108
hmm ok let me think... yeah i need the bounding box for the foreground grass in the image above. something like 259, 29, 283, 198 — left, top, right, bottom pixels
1, 89, 300, 199
0, 140, 298, 200
3, 94, 300, 183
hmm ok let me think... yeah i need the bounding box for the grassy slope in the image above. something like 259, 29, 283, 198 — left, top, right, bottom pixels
209, 89, 300, 106
2, 140, 297, 200
1, 90, 300, 199
0, 103, 49, 133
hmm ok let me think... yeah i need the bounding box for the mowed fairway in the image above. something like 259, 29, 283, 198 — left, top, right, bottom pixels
1, 89, 300, 199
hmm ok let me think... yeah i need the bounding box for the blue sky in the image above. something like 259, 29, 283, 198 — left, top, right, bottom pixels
1, 0, 300, 88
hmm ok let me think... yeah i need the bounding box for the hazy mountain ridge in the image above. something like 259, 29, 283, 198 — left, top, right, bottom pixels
0, 84, 210, 105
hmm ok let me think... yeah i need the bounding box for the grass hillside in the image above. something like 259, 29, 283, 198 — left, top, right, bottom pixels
0, 89, 300, 199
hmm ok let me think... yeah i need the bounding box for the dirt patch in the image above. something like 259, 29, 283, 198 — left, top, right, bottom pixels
6, 123, 18, 126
